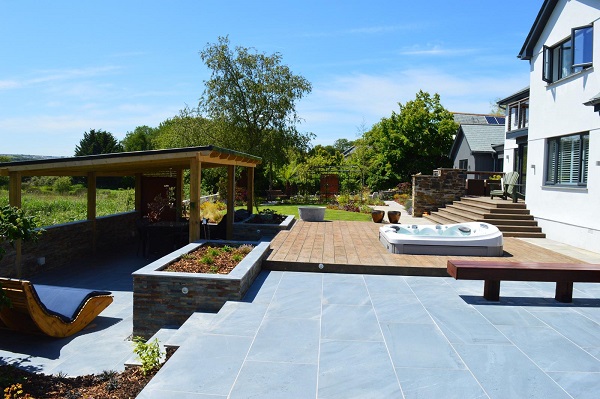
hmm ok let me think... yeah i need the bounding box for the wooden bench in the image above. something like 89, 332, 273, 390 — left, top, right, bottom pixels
447, 260, 600, 303
265, 190, 288, 201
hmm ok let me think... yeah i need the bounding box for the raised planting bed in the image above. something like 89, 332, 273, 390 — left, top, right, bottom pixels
132, 240, 270, 339
233, 214, 295, 241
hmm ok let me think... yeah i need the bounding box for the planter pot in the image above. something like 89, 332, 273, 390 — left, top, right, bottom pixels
298, 206, 326, 222
387, 210, 401, 224
371, 210, 385, 223
132, 240, 269, 339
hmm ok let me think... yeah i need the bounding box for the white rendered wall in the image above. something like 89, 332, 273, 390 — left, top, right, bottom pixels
526, 0, 600, 252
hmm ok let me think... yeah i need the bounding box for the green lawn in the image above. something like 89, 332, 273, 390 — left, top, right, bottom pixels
252, 204, 372, 222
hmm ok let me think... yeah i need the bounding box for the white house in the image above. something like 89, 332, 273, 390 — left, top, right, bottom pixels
516, 0, 599, 252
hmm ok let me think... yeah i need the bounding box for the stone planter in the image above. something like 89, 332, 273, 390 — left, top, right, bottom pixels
132, 240, 270, 339
234, 215, 295, 241
387, 210, 401, 224
298, 206, 326, 222
371, 210, 385, 223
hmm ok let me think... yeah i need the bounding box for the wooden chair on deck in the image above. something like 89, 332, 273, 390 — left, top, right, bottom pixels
0, 278, 113, 338
490, 171, 524, 202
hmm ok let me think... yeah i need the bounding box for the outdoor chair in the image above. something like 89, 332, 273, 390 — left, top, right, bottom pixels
490, 171, 524, 202
0, 277, 113, 338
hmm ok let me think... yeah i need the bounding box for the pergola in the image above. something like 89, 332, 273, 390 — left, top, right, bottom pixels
0, 146, 261, 269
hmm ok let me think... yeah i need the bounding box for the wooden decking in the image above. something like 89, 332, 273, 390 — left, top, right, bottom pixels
264, 220, 582, 277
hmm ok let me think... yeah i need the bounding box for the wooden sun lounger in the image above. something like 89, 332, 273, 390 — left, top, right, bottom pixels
0, 278, 113, 338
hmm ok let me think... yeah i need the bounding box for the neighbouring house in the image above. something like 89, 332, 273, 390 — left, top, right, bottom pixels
449, 113, 506, 172
509, 0, 599, 252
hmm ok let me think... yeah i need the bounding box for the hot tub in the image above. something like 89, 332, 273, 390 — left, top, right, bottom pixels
379, 222, 503, 256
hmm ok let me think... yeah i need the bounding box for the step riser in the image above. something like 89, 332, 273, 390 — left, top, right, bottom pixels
427, 197, 543, 239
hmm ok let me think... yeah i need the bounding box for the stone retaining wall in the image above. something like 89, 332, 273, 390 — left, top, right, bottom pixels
412, 168, 466, 217
132, 240, 270, 339
0, 211, 137, 278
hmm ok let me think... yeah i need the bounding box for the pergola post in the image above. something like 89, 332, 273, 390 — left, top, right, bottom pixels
226, 165, 235, 240
246, 167, 254, 214
87, 172, 97, 253
8, 172, 22, 277
189, 158, 202, 242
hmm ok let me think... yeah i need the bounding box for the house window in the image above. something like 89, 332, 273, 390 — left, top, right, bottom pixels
543, 25, 593, 83
545, 133, 589, 186
507, 98, 529, 131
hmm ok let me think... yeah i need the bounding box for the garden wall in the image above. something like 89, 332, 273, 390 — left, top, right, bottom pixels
412, 168, 466, 217
0, 211, 138, 278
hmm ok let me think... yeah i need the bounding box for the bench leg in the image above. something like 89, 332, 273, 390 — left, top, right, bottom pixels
555, 281, 573, 303
484, 280, 500, 301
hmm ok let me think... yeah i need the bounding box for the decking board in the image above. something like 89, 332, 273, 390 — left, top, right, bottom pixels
265, 220, 583, 275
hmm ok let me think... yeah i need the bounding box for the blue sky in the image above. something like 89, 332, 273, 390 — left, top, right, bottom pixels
1, 1, 542, 157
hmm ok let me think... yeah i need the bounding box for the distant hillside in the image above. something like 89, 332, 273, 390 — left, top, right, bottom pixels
0, 154, 59, 162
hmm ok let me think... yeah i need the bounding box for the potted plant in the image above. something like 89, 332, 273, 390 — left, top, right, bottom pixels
371, 209, 385, 223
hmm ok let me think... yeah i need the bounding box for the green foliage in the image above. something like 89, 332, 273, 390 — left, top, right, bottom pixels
132, 337, 163, 375
0, 188, 134, 227
153, 106, 215, 149
362, 90, 457, 190
200, 255, 214, 265
0, 205, 42, 258
74, 129, 123, 156
121, 125, 158, 152
199, 36, 314, 185
52, 176, 72, 194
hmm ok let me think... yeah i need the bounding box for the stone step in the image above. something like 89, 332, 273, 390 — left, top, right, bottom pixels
165, 312, 217, 349
484, 219, 539, 226
481, 213, 534, 220
124, 327, 178, 368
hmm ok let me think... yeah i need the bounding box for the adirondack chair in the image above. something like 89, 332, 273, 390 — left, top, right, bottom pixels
0, 278, 113, 338
490, 171, 524, 202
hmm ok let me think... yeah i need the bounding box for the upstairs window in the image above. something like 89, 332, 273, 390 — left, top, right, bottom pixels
543, 25, 593, 83
507, 98, 529, 131
546, 133, 589, 186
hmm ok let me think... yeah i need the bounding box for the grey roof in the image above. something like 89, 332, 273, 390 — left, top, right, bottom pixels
460, 124, 505, 153
584, 92, 600, 106
497, 87, 529, 106
452, 113, 504, 125
519, 0, 559, 60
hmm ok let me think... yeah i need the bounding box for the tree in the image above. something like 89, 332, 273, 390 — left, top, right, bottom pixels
153, 106, 214, 149
363, 90, 457, 190
333, 138, 354, 153
198, 36, 313, 187
121, 125, 158, 152
75, 129, 123, 156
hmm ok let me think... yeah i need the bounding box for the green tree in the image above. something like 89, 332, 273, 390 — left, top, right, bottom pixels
74, 129, 123, 156
333, 138, 354, 153
154, 106, 215, 149
363, 90, 457, 190
198, 36, 313, 187
121, 125, 158, 152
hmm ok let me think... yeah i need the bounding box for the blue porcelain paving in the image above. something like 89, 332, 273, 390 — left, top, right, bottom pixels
4, 251, 600, 398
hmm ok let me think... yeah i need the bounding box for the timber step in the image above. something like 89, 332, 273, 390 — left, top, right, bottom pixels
424, 196, 545, 239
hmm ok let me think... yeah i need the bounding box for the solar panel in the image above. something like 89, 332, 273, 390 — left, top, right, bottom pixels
496, 117, 506, 125
485, 116, 499, 124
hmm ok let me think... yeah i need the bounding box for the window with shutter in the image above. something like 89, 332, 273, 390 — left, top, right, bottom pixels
546, 133, 589, 186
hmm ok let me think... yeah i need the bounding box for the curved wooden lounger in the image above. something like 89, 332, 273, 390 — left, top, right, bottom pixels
0, 278, 113, 338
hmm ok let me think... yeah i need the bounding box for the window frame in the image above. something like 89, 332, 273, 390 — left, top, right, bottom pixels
542, 24, 593, 83
545, 132, 590, 187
